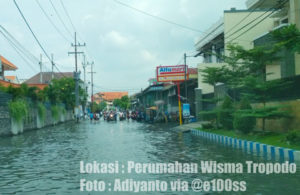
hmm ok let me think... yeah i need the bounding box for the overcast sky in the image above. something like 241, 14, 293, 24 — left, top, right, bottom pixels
1, 0, 247, 94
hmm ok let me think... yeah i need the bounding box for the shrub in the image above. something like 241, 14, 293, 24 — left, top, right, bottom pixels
202, 122, 214, 130
233, 98, 256, 134
37, 103, 46, 121
8, 100, 28, 123
218, 96, 234, 130
286, 130, 300, 145
51, 105, 60, 121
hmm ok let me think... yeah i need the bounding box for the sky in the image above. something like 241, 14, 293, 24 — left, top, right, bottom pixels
1, 0, 247, 95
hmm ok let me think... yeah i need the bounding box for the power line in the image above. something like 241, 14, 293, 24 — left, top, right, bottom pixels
14, 0, 52, 63
13, 0, 66, 77
225, 0, 288, 41
57, 0, 94, 69
228, 0, 289, 43
225, 0, 266, 36
0, 25, 39, 64
49, 0, 73, 37
0, 29, 37, 73
59, 0, 76, 33
35, 0, 71, 43
113, 0, 205, 34
225, 11, 270, 40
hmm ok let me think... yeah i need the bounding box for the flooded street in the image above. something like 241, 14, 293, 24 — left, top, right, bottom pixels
0, 120, 299, 194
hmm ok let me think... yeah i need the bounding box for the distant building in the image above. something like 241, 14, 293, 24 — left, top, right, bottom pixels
4, 76, 20, 84
0, 55, 19, 87
24, 72, 74, 89
93, 92, 128, 107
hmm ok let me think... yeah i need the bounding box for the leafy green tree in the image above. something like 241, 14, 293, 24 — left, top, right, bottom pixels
45, 77, 87, 109
199, 25, 299, 131
99, 101, 107, 111
113, 95, 130, 110
272, 24, 300, 53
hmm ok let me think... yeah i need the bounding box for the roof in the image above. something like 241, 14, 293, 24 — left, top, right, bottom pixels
95, 92, 128, 101
24, 72, 74, 84
0, 79, 20, 88
1, 56, 18, 70
27, 83, 48, 90
5, 76, 16, 80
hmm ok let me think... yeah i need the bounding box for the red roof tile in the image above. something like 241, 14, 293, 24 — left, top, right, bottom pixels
1, 56, 17, 70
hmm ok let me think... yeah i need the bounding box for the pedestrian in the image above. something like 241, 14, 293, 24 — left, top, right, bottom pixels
89, 112, 93, 122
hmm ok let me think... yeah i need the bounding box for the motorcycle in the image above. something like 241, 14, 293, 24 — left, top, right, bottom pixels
107, 112, 116, 121
119, 112, 126, 121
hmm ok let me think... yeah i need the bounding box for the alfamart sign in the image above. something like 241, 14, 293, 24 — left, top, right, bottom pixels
156, 65, 188, 82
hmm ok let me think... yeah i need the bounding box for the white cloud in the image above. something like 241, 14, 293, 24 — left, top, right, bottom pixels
81, 14, 94, 25
107, 31, 129, 46
140, 50, 156, 61
0, 0, 248, 94
99, 30, 131, 47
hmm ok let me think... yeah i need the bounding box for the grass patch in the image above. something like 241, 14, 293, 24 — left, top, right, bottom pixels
196, 128, 300, 151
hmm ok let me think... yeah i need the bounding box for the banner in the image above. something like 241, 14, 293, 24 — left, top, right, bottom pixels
182, 103, 190, 118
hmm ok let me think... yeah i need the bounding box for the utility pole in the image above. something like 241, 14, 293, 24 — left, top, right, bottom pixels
68, 32, 85, 122
51, 53, 54, 79
82, 54, 87, 85
39, 54, 43, 83
184, 53, 187, 103
88, 61, 95, 105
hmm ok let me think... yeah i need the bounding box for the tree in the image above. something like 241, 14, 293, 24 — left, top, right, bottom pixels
113, 95, 130, 110
46, 77, 87, 109
201, 66, 227, 88
99, 101, 107, 111
272, 24, 300, 53
198, 25, 298, 131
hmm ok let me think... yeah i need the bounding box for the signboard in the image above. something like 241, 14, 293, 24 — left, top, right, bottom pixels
148, 78, 162, 86
156, 65, 188, 82
182, 103, 190, 118
148, 86, 164, 92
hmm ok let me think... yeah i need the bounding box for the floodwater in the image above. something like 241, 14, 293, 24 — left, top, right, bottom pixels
0, 119, 299, 194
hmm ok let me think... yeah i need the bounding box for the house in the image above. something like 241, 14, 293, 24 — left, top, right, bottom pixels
0, 56, 19, 87
4, 76, 20, 84
93, 92, 128, 107
134, 67, 199, 120
194, 0, 300, 123
246, 0, 300, 80
195, 8, 275, 95
24, 72, 74, 89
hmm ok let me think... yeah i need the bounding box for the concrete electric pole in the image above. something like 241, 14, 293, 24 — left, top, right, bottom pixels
184, 53, 187, 103
88, 61, 95, 106
68, 32, 85, 122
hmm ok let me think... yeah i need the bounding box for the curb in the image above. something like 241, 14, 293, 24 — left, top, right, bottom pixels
190, 129, 300, 164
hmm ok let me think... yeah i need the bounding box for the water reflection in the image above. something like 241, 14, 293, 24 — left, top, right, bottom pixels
0, 120, 299, 194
